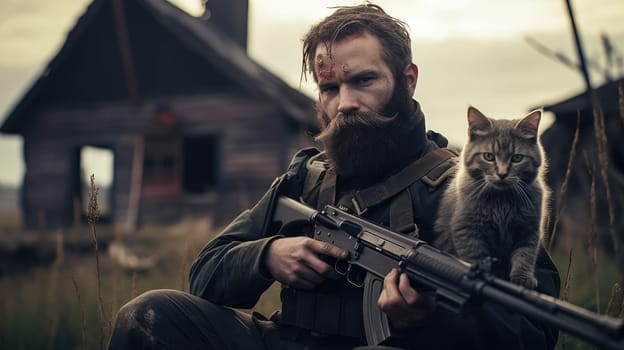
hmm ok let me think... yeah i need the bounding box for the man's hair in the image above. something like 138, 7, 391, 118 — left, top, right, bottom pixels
302, 3, 412, 82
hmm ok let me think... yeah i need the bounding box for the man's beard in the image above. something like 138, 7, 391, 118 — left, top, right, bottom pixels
315, 86, 418, 182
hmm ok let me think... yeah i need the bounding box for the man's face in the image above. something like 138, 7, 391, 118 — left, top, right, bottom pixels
314, 32, 395, 120
311, 32, 419, 180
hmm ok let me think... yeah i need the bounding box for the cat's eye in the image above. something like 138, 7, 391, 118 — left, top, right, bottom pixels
511, 154, 524, 163
482, 152, 495, 161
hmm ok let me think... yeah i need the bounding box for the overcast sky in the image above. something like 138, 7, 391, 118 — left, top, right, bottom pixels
0, 0, 623, 186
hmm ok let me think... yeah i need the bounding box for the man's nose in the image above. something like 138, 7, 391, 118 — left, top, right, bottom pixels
337, 87, 360, 114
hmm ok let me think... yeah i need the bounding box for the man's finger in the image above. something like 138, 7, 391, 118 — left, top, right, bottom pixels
382, 268, 405, 305
398, 272, 418, 305
378, 288, 387, 307
294, 263, 325, 285
290, 276, 317, 290
304, 252, 338, 277
306, 239, 348, 260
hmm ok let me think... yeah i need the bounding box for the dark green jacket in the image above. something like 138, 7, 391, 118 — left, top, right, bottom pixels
189, 118, 560, 349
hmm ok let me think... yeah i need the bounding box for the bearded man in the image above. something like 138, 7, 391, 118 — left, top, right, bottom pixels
107, 4, 561, 350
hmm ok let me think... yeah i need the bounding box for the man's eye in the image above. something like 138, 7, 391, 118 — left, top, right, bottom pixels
357, 76, 374, 86
482, 152, 495, 161
320, 85, 338, 94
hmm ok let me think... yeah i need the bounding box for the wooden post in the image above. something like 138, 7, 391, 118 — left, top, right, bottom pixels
37, 208, 46, 251
125, 136, 144, 234
73, 196, 81, 241
112, 0, 141, 107
54, 231, 65, 267
563, 0, 594, 107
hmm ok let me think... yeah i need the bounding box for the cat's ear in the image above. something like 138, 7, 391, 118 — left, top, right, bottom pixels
515, 109, 542, 139
467, 106, 493, 137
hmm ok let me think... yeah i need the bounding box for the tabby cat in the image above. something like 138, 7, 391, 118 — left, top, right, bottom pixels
434, 106, 550, 289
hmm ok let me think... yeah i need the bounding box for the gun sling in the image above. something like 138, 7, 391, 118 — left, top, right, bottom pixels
317, 147, 456, 232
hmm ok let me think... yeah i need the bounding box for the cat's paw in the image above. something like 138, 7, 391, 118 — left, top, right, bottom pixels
510, 274, 538, 289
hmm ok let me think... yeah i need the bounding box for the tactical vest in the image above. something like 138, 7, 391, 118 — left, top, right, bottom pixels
275, 142, 458, 338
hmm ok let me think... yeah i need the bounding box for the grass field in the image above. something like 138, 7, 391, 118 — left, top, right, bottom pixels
0, 165, 624, 349
0, 212, 622, 349
0, 217, 232, 350
549, 245, 623, 349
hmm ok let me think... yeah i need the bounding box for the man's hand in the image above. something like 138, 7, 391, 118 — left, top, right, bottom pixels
265, 237, 348, 289
378, 268, 436, 329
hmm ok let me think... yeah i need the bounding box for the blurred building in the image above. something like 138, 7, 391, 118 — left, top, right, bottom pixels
0, 0, 318, 231
539, 78, 623, 264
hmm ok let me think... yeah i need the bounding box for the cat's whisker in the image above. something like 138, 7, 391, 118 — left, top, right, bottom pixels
517, 182, 538, 210
513, 183, 534, 209
469, 179, 490, 198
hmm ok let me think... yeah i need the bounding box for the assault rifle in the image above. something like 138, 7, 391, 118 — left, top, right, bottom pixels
269, 196, 624, 349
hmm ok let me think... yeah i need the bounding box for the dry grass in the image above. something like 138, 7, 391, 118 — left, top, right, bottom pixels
546, 85, 624, 348
0, 214, 222, 349
1, 203, 620, 350
88, 175, 107, 350
547, 114, 580, 251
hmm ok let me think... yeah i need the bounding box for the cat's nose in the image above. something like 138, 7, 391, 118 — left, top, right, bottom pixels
496, 163, 509, 179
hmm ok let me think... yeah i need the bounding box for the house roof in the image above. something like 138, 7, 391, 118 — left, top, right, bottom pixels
540, 77, 623, 117
0, 0, 318, 134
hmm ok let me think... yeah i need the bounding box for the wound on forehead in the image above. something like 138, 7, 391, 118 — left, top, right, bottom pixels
315, 54, 334, 81
314, 31, 368, 81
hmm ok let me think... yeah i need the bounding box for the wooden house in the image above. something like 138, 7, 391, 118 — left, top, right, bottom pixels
0, 0, 318, 231
539, 78, 624, 260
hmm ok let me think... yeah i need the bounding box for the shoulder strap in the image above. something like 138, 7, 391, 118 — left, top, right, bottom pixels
302, 152, 329, 201
282, 147, 322, 198
317, 167, 337, 210
261, 147, 321, 234
351, 148, 457, 215
389, 188, 417, 234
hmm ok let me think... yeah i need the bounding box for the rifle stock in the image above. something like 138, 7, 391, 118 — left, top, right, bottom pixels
271, 196, 624, 349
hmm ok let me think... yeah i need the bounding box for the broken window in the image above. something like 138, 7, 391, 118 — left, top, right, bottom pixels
183, 134, 219, 194
79, 145, 114, 219
142, 136, 182, 197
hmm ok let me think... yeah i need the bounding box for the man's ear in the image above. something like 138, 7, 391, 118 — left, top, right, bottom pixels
404, 63, 418, 97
